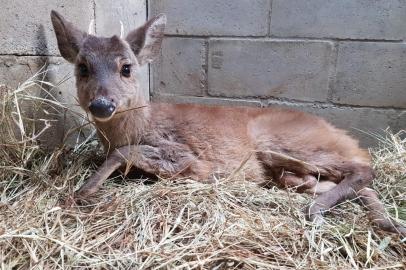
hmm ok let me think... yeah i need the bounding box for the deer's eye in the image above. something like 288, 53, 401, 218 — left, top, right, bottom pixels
121, 64, 131, 78
78, 64, 89, 77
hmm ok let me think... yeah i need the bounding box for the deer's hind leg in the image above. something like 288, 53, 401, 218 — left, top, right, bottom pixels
256, 143, 344, 189
257, 145, 406, 235
305, 162, 374, 222
271, 170, 338, 195
357, 188, 406, 235
306, 163, 406, 235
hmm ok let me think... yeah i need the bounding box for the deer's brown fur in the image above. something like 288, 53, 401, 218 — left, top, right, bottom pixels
51, 10, 405, 235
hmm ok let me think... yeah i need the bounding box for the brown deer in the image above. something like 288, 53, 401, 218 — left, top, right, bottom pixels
51, 10, 405, 235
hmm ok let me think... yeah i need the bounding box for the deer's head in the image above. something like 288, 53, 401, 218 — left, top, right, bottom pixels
51, 10, 166, 122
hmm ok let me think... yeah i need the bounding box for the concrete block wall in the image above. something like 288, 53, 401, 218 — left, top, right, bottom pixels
0, 0, 147, 148
1, 0, 405, 148
150, 0, 406, 147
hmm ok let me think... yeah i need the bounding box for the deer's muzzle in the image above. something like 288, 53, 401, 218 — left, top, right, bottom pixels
89, 98, 116, 119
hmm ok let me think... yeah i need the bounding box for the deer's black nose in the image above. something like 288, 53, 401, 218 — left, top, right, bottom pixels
89, 98, 116, 119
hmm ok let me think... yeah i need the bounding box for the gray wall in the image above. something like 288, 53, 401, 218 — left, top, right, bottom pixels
1, 0, 405, 147
0, 0, 147, 148
150, 0, 406, 146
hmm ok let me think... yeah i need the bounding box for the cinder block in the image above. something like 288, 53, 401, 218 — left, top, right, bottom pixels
94, 0, 150, 100
0, 56, 37, 89
271, 0, 406, 40
0, 55, 92, 149
267, 100, 406, 147
153, 94, 263, 108
208, 39, 334, 102
333, 42, 406, 109
95, 0, 146, 37
0, 0, 94, 55
151, 38, 206, 96
149, 0, 270, 36
0, 55, 81, 114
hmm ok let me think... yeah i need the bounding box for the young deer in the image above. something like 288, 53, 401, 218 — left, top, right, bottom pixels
51, 10, 405, 235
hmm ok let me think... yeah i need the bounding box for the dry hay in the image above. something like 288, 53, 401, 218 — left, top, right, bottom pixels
0, 71, 405, 269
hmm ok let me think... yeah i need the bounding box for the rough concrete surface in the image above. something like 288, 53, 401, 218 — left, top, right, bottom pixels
95, 0, 146, 37
271, 0, 406, 40
152, 38, 207, 96
1, 0, 94, 55
153, 94, 263, 108
150, 0, 271, 36
208, 39, 334, 102
334, 42, 406, 108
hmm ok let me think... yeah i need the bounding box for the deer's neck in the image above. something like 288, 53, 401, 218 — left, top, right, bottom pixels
94, 103, 151, 153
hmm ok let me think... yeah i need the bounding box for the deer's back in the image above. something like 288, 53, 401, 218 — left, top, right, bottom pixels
150, 103, 370, 180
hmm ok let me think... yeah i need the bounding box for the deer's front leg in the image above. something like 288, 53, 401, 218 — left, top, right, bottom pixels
75, 146, 131, 198
75, 144, 198, 198
76, 145, 159, 197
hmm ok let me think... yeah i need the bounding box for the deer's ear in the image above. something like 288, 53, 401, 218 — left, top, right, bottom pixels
51, 10, 87, 63
126, 14, 166, 66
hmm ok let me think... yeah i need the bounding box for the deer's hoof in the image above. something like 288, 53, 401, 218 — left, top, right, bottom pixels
73, 188, 99, 205
305, 204, 327, 228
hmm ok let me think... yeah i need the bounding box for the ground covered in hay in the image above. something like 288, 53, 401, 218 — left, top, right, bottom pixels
0, 73, 405, 269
